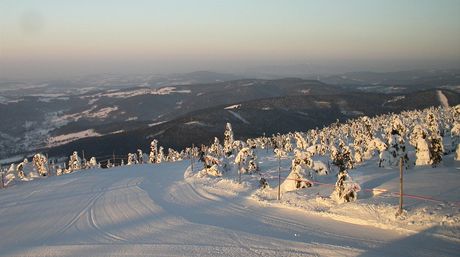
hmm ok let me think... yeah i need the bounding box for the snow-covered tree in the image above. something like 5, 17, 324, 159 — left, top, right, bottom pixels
16, 158, 33, 179
456, 144, 460, 161
274, 148, 287, 159
149, 139, 158, 163
332, 141, 354, 172
410, 125, 431, 166
354, 145, 363, 164
248, 158, 258, 173
127, 153, 137, 165
106, 159, 114, 168
68, 151, 82, 172
331, 170, 360, 203
450, 123, 460, 153
167, 148, 181, 162
87, 157, 98, 168
137, 149, 144, 164
209, 137, 223, 157
427, 112, 444, 166
259, 177, 269, 189
283, 136, 293, 152
32, 153, 48, 176
235, 147, 258, 174
280, 159, 312, 192
199, 155, 222, 177
223, 123, 234, 156
246, 138, 257, 149
430, 134, 444, 167
387, 131, 409, 167
294, 132, 308, 150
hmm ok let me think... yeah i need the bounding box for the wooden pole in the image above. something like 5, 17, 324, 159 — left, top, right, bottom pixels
278, 154, 281, 201
398, 157, 404, 215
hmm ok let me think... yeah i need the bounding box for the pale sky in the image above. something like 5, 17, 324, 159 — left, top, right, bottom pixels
1, 0, 459, 79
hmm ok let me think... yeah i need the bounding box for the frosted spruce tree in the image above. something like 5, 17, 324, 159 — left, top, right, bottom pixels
456, 144, 460, 161
106, 159, 114, 168
427, 112, 444, 166
294, 132, 308, 150
235, 147, 258, 174
167, 148, 180, 162
68, 151, 82, 172
209, 137, 223, 157
32, 153, 48, 176
235, 147, 250, 174
223, 123, 234, 157
387, 130, 409, 167
451, 123, 460, 154
16, 159, 31, 179
88, 157, 98, 168
157, 146, 165, 163
331, 170, 360, 203
199, 155, 222, 177
283, 136, 293, 152
149, 139, 158, 163
410, 125, 431, 166
127, 153, 137, 165
246, 138, 257, 149
332, 141, 354, 172
137, 149, 144, 164
280, 155, 311, 192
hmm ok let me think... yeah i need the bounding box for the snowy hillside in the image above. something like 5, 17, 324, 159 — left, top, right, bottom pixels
1, 105, 459, 256
0, 161, 458, 257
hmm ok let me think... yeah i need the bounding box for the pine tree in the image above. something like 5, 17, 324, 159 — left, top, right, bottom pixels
32, 153, 48, 176
223, 123, 234, 156
411, 125, 431, 166
68, 151, 82, 172
137, 149, 144, 164
427, 112, 444, 167
149, 140, 158, 163
331, 170, 360, 203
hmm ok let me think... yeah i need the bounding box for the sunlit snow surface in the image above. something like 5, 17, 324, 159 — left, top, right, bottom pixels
0, 153, 459, 256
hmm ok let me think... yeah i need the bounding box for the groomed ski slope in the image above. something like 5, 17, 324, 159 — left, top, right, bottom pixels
0, 161, 458, 257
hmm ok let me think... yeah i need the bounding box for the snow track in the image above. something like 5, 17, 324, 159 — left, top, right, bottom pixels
437, 90, 449, 108
0, 162, 458, 256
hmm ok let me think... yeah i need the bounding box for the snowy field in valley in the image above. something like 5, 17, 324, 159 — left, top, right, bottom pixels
0, 157, 459, 257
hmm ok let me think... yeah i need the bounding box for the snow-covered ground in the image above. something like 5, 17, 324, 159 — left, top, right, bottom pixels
1, 158, 459, 256
187, 150, 460, 241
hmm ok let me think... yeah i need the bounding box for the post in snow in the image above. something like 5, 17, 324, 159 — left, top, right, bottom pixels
398, 157, 404, 216
278, 154, 281, 201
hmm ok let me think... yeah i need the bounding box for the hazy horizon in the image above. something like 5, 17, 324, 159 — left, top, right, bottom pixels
1, 0, 460, 79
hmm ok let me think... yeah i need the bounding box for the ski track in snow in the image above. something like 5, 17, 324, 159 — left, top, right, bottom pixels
437, 90, 449, 108
0, 162, 459, 256
228, 110, 250, 124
